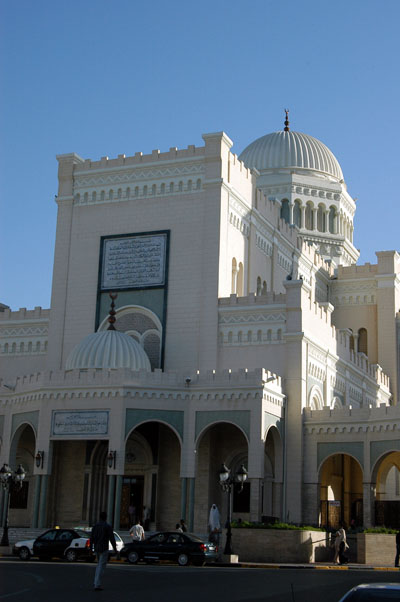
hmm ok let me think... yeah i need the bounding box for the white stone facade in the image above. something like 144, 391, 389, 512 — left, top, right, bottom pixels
1, 124, 399, 534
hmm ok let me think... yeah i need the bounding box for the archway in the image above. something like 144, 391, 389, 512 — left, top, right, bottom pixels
262, 426, 283, 521
123, 421, 182, 531
372, 451, 400, 528
319, 454, 363, 529
195, 422, 249, 532
8, 424, 36, 527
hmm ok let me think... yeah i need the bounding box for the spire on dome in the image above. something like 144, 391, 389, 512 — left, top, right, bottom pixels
284, 109, 290, 132
107, 293, 117, 330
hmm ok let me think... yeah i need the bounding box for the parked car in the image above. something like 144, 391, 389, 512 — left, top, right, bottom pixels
13, 528, 123, 561
120, 531, 218, 566
338, 583, 400, 601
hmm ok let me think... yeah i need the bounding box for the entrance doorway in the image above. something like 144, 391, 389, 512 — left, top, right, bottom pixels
120, 476, 144, 529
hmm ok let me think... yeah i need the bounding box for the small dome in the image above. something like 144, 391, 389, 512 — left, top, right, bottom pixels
65, 329, 151, 371
239, 130, 343, 181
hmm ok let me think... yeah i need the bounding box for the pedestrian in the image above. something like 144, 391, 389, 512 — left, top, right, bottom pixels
179, 518, 187, 532
90, 511, 117, 591
130, 519, 145, 541
208, 504, 221, 532
143, 505, 150, 531
333, 523, 349, 564
395, 530, 400, 567
175, 523, 183, 532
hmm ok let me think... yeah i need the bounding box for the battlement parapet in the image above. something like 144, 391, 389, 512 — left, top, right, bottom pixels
0, 307, 50, 322
337, 263, 378, 279
71, 144, 206, 173
219, 292, 286, 307
304, 402, 400, 422
299, 241, 335, 276
0, 367, 282, 395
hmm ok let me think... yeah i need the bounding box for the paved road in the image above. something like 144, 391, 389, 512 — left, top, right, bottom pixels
1, 560, 400, 602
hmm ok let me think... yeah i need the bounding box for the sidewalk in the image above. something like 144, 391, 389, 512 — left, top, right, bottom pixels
1, 544, 399, 572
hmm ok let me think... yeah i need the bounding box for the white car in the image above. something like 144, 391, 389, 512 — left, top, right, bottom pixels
13, 528, 124, 561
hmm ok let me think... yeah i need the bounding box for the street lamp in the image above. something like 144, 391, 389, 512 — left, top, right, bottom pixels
0, 463, 26, 546
219, 463, 248, 555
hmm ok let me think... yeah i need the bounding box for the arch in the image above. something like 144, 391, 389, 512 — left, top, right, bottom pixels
195, 420, 249, 448
293, 200, 301, 227
92, 191, 97, 202
305, 202, 313, 230
317, 204, 326, 232
178, 181, 183, 192
8, 423, 36, 526
308, 385, 324, 410
187, 180, 192, 191
262, 281, 267, 295
256, 276, 262, 296
319, 453, 364, 529
151, 184, 156, 195
331, 396, 343, 410
196, 178, 201, 190
109, 189, 114, 200
237, 262, 244, 297
169, 182, 174, 193
160, 183, 165, 194
329, 206, 336, 233
263, 425, 284, 519
358, 328, 368, 355
280, 199, 290, 224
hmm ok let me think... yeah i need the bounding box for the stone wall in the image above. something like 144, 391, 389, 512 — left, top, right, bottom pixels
357, 533, 397, 566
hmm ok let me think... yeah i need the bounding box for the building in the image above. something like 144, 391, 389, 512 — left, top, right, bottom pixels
1, 115, 399, 534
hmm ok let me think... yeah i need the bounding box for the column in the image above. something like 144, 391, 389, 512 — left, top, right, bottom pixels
363, 482, 375, 527
180, 478, 188, 521
302, 483, 320, 525
38, 475, 48, 528
324, 210, 329, 233
312, 208, 318, 231
107, 475, 116, 524
188, 478, 195, 531
289, 202, 294, 225
32, 475, 42, 528
249, 478, 262, 521
113, 475, 123, 530
300, 205, 306, 229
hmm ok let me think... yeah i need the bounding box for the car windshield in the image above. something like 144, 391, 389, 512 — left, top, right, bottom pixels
185, 533, 205, 543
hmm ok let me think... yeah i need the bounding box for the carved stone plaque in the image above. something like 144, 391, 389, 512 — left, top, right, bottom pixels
52, 411, 109, 436
101, 233, 167, 290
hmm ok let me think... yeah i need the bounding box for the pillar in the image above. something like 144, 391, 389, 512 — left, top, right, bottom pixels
300, 205, 306, 229
180, 477, 188, 521
32, 475, 42, 528
302, 483, 320, 525
188, 478, 195, 531
363, 482, 375, 527
113, 475, 123, 531
38, 475, 48, 528
312, 208, 318, 231
107, 475, 116, 524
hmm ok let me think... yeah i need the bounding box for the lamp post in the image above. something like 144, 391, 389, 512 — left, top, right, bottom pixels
219, 463, 248, 555
0, 463, 26, 547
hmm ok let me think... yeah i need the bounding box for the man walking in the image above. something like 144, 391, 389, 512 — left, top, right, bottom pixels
91, 511, 117, 591
129, 519, 145, 541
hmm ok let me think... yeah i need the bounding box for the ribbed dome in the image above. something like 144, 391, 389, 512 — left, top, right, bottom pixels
65, 329, 151, 371
239, 131, 343, 181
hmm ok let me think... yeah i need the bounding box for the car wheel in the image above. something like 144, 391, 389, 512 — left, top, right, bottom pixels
65, 549, 78, 562
127, 550, 139, 564
18, 547, 31, 561
177, 553, 189, 566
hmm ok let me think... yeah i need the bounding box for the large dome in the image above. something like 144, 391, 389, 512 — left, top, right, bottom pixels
239, 130, 343, 181
65, 329, 151, 371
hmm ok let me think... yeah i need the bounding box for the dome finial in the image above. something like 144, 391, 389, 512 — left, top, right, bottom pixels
284, 109, 290, 132
107, 293, 117, 331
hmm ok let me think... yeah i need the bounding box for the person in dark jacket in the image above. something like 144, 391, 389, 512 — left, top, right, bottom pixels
91, 511, 117, 591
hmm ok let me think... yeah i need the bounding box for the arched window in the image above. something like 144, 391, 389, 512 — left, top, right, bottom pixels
247, 330, 252, 342
178, 181, 183, 192
293, 201, 301, 227
134, 186, 139, 197
84, 192, 88, 202
101, 190, 105, 201
92, 191, 97, 202
231, 258, 237, 294
317, 205, 325, 232
358, 328, 368, 355
161, 183, 166, 194
329, 206, 336, 233
196, 179, 201, 189
143, 186, 148, 196
280, 199, 290, 224
256, 277, 262, 296
126, 187, 130, 198
257, 330, 262, 342
228, 332, 233, 343
262, 281, 267, 295
267, 330, 272, 341
151, 184, 156, 195
109, 189, 114, 200
117, 188, 122, 198
238, 331, 242, 343
277, 329, 282, 341
170, 182, 174, 193
237, 262, 244, 297
187, 180, 192, 191
349, 329, 354, 352
305, 203, 313, 229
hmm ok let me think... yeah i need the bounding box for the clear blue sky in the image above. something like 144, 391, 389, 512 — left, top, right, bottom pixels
1, 0, 399, 310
